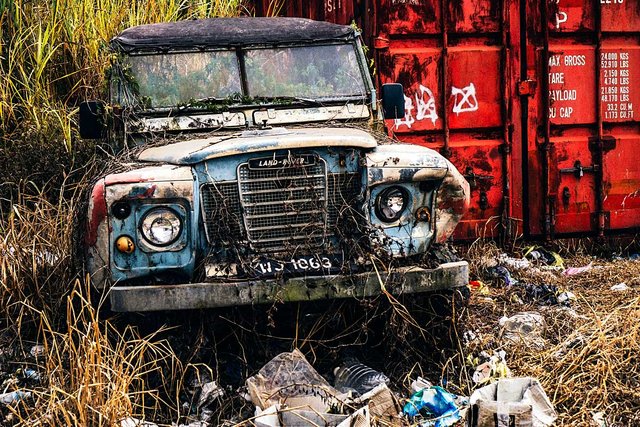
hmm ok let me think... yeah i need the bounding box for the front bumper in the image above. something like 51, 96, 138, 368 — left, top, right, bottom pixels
109, 261, 469, 312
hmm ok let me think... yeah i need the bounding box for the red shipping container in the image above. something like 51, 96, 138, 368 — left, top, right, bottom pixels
252, 0, 640, 240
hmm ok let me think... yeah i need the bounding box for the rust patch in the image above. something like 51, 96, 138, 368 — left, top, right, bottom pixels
105, 172, 155, 185
86, 179, 107, 247
437, 196, 468, 213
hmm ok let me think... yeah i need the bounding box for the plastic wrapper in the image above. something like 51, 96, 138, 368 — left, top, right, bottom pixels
246, 349, 343, 412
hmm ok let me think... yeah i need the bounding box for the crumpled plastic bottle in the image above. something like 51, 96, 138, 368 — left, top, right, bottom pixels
333, 359, 389, 396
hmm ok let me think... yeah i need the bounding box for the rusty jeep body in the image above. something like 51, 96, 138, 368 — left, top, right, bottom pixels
81, 17, 470, 312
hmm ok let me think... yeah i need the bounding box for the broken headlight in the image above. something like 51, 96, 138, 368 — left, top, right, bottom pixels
375, 186, 409, 223
140, 207, 182, 246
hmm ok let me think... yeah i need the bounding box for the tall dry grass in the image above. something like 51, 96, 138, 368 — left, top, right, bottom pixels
0, 184, 76, 327
0, 0, 248, 150
13, 280, 182, 426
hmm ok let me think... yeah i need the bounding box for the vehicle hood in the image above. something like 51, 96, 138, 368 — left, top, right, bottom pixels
138, 127, 377, 165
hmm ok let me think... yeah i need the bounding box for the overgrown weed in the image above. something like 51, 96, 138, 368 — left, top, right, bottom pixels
1, 0, 249, 140
0, 184, 76, 331
13, 279, 182, 426
0, 0, 250, 203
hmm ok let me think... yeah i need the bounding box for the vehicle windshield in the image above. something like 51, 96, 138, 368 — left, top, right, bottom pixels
244, 45, 366, 99
127, 50, 242, 108
123, 44, 367, 109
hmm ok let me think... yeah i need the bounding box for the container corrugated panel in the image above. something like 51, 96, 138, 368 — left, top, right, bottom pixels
252, 0, 360, 25
251, 0, 640, 240
526, 1, 640, 238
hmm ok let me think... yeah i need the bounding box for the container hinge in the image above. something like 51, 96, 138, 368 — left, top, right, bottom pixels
559, 160, 600, 179
517, 79, 537, 96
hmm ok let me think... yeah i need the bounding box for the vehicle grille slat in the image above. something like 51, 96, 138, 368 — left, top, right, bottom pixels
242, 185, 325, 195
242, 197, 326, 207
240, 174, 325, 183
249, 221, 325, 232
246, 209, 324, 219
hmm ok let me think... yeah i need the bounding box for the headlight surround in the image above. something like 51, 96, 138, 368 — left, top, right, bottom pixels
375, 186, 409, 223
140, 207, 183, 246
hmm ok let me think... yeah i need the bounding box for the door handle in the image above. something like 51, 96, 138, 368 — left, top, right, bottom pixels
559, 160, 599, 179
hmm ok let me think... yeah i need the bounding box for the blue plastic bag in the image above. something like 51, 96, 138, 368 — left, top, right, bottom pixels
403, 386, 461, 427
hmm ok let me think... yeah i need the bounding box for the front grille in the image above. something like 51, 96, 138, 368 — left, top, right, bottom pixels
200, 161, 363, 255
238, 159, 328, 252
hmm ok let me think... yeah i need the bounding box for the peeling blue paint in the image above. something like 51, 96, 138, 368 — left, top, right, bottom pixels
127, 184, 156, 199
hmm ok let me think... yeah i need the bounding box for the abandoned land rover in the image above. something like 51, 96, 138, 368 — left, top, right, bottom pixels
80, 17, 470, 312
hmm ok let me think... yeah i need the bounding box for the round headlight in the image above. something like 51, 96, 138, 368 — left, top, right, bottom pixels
140, 207, 182, 246
375, 186, 409, 223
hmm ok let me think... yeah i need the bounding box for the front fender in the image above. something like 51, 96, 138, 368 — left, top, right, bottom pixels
84, 165, 195, 289
365, 143, 469, 254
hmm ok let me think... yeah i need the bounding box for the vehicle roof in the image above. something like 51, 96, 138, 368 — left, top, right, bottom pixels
111, 17, 356, 52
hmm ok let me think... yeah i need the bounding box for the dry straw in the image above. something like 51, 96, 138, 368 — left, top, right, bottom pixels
13, 279, 181, 426
464, 239, 640, 426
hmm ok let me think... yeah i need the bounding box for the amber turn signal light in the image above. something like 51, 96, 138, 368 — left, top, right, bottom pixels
116, 236, 135, 254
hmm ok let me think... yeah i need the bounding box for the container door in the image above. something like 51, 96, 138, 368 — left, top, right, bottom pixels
375, 0, 524, 240
525, 1, 640, 237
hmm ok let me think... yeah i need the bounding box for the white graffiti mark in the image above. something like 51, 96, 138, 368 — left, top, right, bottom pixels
394, 95, 415, 129
394, 84, 438, 129
414, 85, 438, 125
549, 0, 568, 29
555, 11, 568, 28
451, 83, 479, 115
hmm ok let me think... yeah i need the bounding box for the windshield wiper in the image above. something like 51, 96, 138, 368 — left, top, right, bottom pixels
251, 96, 325, 106
178, 94, 363, 110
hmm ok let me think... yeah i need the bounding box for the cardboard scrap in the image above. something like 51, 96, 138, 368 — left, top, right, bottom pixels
469, 377, 557, 427
357, 383, 400, 419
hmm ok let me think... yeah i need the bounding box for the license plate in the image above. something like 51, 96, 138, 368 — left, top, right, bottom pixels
247, 254, 342, 278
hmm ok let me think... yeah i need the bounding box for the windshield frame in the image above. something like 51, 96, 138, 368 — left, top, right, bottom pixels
112, 40, 374, 113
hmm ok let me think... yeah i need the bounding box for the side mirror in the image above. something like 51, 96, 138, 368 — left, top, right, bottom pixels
381, 83, 406, 120
79, 101, 107, 139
